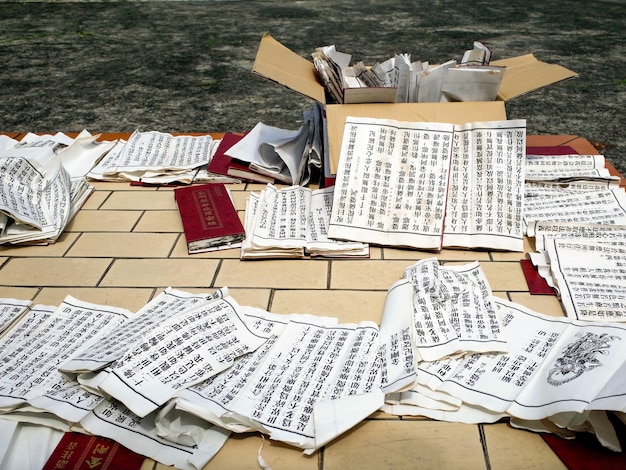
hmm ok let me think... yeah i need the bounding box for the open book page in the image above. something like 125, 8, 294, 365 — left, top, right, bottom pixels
306, 186, 369, 257
81, 399, 229, 470
95, 295, 267, 418
382, 400, 505, 424
394, 297, 626, 424
524, 188, 626, 231
0, 135, 94, 244
248, 184, 310, 251
116, 131, 214, 171
240, 192, 303, 259
0, 422, 63, 470
61, 287, 228, 376
159, 311, 340, 433
507, 317, 626, 420
241, 184, 368, 259
87, 131, 215, 183
442, 120, 526, 251
523, 153, 626, 231
56, 130, 116, 179
588, 357, 626, 413
530, 221, 626, 250
403, 259, 508, 361
432, 299, 570, 415
0, 298, 32, 336
524, 153, 616, 183
0, 134, 18, 153
87, 139, 127, 181
0, 296, 130, 416
328, 117, 454, 250
542, 239, 626, 322
377, 279, 418, 393
0, 304, 55, 351
215, 319, 383, 452
225, 122, 303, 184
159, 290, 416, 452
0, 140, 61, 230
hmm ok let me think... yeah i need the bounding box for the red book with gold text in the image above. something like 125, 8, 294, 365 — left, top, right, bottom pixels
174, 183, 245, 254
42, 432, 145, 470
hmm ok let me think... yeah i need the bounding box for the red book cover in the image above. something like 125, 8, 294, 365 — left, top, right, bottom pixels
174, 183, 245, 254
206, 132, 245, 175
208, 132, 274, 184
42, 432, 145, 470
526, 145, 578, 155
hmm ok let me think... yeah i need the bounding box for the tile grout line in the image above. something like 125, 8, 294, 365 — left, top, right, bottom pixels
478, 423, 492, 470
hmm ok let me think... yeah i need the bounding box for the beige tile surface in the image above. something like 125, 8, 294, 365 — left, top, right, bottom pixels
477, 261, 528, 292
34, 287, 155, 311
134, 210, 183, 232
508, 293, 565, 317
66, 209, 143, 232
0, 257, 112, 286
204, 432, 318, 470
80, 189, 110, 209
0, 232, 78, 257
0, 286, 40, 300
217, 259, 328, 289
67, 232, 178, 257
100, 258, 220, 287
483, 423, 566, 469
271, 289, 387, 324
330, 260, 408, 290
101, 190, 177, 210
324, 419, 487, 470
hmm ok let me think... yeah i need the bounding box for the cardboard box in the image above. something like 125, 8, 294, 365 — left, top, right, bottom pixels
252, 32, 578, 173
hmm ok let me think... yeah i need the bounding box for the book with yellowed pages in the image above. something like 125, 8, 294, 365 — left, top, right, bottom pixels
174, 183, 245, 254
241, 184, 369, 259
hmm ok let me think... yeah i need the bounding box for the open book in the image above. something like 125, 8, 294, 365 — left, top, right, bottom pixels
224, 104, 323, 186
328, 117, 526, 252
0, 131, 110, 245
241, 184, 369, 259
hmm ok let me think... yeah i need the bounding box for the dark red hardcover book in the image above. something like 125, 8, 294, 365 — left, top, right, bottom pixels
526, 145, 578, 155
174, 183, 245, 254
43, 432, 145, 470
227, 160, 275, 184
206, 132, 245, 176
207, 132, 274, 184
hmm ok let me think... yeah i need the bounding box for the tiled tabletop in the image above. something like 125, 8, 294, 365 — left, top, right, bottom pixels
0, 133, 605, 469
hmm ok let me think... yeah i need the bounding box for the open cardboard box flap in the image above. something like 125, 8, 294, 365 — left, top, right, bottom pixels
252, 32, 578, 172
491, 54, 578, 101
253, 32, 578, 104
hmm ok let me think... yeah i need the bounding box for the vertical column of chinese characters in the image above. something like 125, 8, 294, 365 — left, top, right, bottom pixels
366, 129, 380, 229
433, 131, 451, 234
297, 186, 308, 241
388, 126, 405, 233
334, 125, 358, 225
510, 128, 526, 236
399, 130, 416, 234
456, 130, 472, 235
329, 326, 379, 400
377, 127, 392, 231
474, 128, 488, 235
493, 129, 506, 235
286, 188, 298, 241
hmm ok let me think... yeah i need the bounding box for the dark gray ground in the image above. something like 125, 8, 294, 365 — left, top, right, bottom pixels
1, 1, 624, 172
